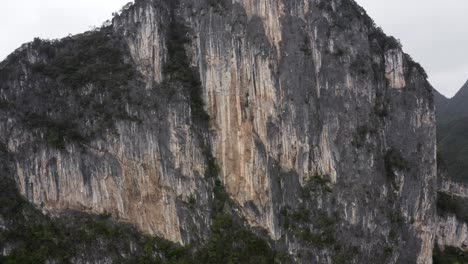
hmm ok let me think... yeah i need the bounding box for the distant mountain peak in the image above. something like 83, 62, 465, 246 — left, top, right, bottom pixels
453, 78, 468, 98
436, 78, 468, 124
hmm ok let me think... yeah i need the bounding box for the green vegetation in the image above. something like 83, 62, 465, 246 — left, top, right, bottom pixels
0, 140, 288, 263
433, 245, 468, 264
404, 54, 428, 79
282, 185, 337, 250
291, 208, 311, 223
332, 247, 359, 264
196, 210, 279, 264
195, 158, 285, 264
280, 172, 343, 255
332, 47, 346, 57
300, 36, 312, 56
312, 213, 336, 248
351, 125, 376, 148
46, 127, 66, 149
163, 17, 209, 123
315, 1, 333, 12
317, 0, 401, 52
350, 55, 370, 76
0, 144, 190, 263
31, 32, 135, 90
368, 28, 401, 52
2, 8, 213, 150
383, 246, 393, 259
205, 156, 220, 178
318, 0, 372, 32
3, 28, 145, 149
388, 211, 404, 226
384, 148, 408, 178
207, 0, 227, 12
302, 172, 333, 195
437, 192, 468, 223
374, 96, 389, 118
294, 212, 336, 249
388, 229, 399, 242
0, 208, 192, 264
188, 193, 197, 209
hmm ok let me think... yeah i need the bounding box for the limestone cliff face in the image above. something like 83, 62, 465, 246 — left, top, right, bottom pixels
0, 0, 437, 263
0, 1, 211, 245
436, 177, 468, 251
186, 1, 436, 262
437, 215, 468, 251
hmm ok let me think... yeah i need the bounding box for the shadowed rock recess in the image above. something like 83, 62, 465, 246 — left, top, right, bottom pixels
1, 0, 456, 263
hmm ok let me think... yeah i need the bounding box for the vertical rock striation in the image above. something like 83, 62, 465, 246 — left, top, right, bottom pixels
0, 0, 438, 263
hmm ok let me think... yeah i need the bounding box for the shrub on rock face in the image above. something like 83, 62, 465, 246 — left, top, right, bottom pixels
0, 28, 146, 148
384, 148, 408, 178
207, 0, 227, 12
163, 19, 209, 123
374, 96, 389, 118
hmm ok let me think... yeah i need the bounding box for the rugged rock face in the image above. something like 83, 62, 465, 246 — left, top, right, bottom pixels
435, 170, 468, 252
0, 0, 438, 263
437, 206, 468, 251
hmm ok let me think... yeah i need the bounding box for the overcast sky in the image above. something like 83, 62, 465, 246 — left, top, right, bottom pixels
356, 0, 468, 97
0, 0, 466, 97
0, 0, 130, 58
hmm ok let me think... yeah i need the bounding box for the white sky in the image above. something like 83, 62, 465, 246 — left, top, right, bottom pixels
356, 0, 468, 98
0, 0, 466, 97
0, 0, 131, 58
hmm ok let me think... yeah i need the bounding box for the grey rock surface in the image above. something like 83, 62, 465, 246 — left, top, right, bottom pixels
0, 0, 439, 263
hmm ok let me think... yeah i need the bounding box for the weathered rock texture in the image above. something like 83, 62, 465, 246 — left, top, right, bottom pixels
0, 0, 438, 263
437, 215, 468, 251
436, 175, 468, 251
